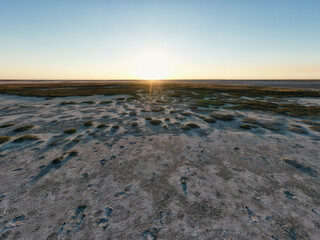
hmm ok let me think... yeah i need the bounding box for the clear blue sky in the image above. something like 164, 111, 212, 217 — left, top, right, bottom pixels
1, 0, 320, 79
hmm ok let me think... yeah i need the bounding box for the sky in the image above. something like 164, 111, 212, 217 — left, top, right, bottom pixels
0, 0, 320, 80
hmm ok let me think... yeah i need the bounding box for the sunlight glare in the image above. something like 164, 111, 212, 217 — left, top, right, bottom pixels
135, 50, 171, 80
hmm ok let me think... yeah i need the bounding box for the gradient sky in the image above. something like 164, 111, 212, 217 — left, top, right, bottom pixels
1, 0, 320, 80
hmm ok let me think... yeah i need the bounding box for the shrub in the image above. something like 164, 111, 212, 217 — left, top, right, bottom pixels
81, 101, 95, 104
0, 123, 16, 128
150, 119, 162, 125
13, 135, 38, 143
239, 124, 253, 130
204, 118, 216, 123
145, 117, 152, 120
60, 101, 77, 105
14, 125, 34, 132
100, 101, 113, 104
209, 113, 234, 121
64, 128, 77, 134
131, 122, 138, 127
97, 124, 108, 129
69, 150, 79, 156
309, 126, 320, 132
165, 118, 170, 121
0, 136, 11, 144
112, 125, 120, 130
84, 121, 93, 127
52, 157, 63, 164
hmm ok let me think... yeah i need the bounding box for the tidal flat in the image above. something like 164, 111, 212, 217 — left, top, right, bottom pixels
0, 81, 320, 239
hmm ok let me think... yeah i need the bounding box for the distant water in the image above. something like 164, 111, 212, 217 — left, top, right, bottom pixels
0, 80, 319, 89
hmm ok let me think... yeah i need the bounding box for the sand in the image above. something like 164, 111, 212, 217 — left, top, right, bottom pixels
0, 87, 320, 239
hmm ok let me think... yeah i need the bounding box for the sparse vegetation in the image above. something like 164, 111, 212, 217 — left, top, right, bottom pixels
111, 125, 120, 130
69, 150, 79, 156
287, 126, 308, 134
151, 107, 165, 112
150, 119, 162, 125
209, 113, 234, 121
97, 124, 108, 129
0, 123, 16, 128
182, 122, 200, 130
13, 135, 38, 143
52, 156, 63, 164
100, 100, 113, 104
64, 128, 77, 134
84, 121, 93, 127
60, 101, 77, 105
239, 124, 253, 130
309, 126, 320, 132
0, 136, 11, 144
131, 122, 138, 127
165, 117, 170, 121
145, 117, 152, 120
116, 97, 126, 101
81, 101, 96, 104
14, 125, 34, 132
204, 118, 216, 123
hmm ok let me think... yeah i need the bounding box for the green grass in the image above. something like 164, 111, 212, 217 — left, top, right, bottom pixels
0, 123, 16, 128
0, 136, 11, 144
13, 135, 38, 143
64, 128, 77, 134
84, 121, 93, 127
13, 125, 34, 132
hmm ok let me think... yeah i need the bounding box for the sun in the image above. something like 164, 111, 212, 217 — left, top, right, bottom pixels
135, 50, 171, 80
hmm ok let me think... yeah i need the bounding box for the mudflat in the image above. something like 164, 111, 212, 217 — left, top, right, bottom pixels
0, 82, 319, 239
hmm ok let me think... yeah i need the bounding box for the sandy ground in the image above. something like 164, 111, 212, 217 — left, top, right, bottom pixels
0, 89, 320, 240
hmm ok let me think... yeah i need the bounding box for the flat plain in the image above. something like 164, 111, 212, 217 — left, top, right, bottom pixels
0, 81, 320, 239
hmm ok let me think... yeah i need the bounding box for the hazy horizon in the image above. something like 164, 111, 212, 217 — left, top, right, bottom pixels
1, 0, 320, 80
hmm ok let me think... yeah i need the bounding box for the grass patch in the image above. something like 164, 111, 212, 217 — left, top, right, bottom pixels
204, 118, 216, 123
52, 156, 63, 164
182, 122, 200, 130
0, 136, 11, 144
150, 119, 162, 125
97, 124, 108, 129
209, 113, 234, 121
69, 150, 79, 156
13, 125, 34, 132
81, 101, 95, 104
64, 128, 77, 134
13, 135, 38, 143
151, 107, 165, 112
131, 122, 138, 127
84, 121, 93, 127
239, 124, 254, 130
100, 101, 113, 104
309, 126, 320, 132
60, 101, 77, 105
0, 123, 16, 128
